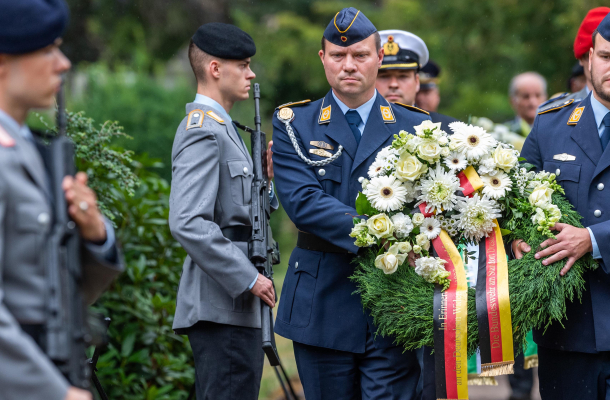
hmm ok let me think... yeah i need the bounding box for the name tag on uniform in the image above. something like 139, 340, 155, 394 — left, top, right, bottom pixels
553, 153, 576, 161
309, 148, 333, 158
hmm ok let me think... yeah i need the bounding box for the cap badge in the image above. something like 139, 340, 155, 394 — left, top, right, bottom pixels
380, 105, 395, 123
319, 105, 332, 124
278, 107, 294, 122
567, 106, 585, 125
341, 36, 347, 42
383, 35, 400, 56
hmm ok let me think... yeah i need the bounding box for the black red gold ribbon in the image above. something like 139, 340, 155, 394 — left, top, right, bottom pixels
475, 219, 514, 376
457, 165, 483, 197
432, 230, 469, 400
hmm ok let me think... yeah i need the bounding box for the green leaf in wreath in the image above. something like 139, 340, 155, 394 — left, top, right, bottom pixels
355, 192, 377, 216
500, 228, 512, 236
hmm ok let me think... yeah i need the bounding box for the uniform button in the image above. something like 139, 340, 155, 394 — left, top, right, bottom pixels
37, 212, 50, 225
243, 167, 249, 174
295, 262, 299, 269
598, 183, 605, 191
318, 169, 326, 176
555, 168, 561, 176
594, 210, 602, 217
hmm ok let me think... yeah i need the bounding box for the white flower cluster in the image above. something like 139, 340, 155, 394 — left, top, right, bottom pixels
415, 256, 450, 288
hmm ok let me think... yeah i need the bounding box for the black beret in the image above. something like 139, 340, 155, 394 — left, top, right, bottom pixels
323, 7, 377, 47
192, 23, 256, 60
0, 0, 69, 54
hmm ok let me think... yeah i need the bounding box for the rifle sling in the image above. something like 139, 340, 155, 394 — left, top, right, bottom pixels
221, 226, 253, 242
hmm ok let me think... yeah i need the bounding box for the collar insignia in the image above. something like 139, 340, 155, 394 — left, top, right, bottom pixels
553, 153, 576, 161
206, 110, 224, 124
380, 105, 396, 123
310, 141, 334, 150
319, 104, 332, 124
309, 148, 333, 158
186, 109, 205, 130
567, 106, 584, 125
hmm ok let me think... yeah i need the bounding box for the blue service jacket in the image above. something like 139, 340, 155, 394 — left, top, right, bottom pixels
521, 93, 610, 353
272, 90, 429, 353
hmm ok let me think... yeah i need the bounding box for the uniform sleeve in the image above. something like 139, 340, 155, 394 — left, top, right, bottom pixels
0, 175, 69, 400
169, 127, 258, 298
272, 114, 359, 254
519, 115, 543, 172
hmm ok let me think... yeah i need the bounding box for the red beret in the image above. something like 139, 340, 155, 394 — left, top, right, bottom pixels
574, 7, 610, 59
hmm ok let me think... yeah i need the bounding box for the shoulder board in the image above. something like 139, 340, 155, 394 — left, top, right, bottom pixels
276, 100, 311, 110
186, 109, 205, 130
205, 110, 225, 124
538, 98, 575, 115
393, 102, 430, 115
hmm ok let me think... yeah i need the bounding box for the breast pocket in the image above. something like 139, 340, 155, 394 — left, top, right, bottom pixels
543, 161, 580, 209
15, 203, 50, 266
315, 162, 342, 195
278, 248, 321, 328
227, 160, 253, 206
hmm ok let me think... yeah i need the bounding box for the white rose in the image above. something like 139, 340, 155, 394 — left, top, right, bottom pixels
397, 241, 412, 253
412, 244, 422, 254
493, 146, 518, 172
412, 213, 425, 225
441, 146, 451, 157
416, 233, 430, 251
529, 182, 554, 207
417, 139, 443, 163
367, 214, 395, 239
374, 245, 407, 274
396, 153, 428, 181
350, 221, 368, 237
531, 207, 546, 225
438, 136, 449, 146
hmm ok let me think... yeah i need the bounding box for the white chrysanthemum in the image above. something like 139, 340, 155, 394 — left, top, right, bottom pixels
444, 151, 468, 172
368, 160, 386, 178
477, 155, 498, 176
414, 256, 448, 284
481, 171, 512, 199
449, 121, 497, 161
454, 194, 502, 242
401, 181, 419, 204
391, 212, 414, 239
417, 164, 462, 213
376, 147, 400, 163
421, 217, 442, 239
364, 175, 408, 212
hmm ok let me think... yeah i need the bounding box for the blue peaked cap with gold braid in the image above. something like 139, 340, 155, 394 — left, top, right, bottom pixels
323, 7, 377, 47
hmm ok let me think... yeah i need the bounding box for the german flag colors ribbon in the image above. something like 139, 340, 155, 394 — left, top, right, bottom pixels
475, 219, 514, 376
432, 230, 469, 400
457, 165, 483, 197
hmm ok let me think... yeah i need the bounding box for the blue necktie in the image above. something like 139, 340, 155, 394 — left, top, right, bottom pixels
601, 113, 610, 151
345, 110, 362, 145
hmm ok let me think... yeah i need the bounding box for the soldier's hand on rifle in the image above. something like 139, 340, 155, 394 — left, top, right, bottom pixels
267, 141, 274, 180
250, 273, 275, 308
62, 172, 107, 243
64, 387, 92, 400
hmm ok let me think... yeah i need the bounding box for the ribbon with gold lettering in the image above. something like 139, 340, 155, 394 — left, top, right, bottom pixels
432, 230, 469, 400
476, 219, 514, 376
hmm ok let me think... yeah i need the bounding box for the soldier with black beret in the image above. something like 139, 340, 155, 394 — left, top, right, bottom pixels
0, 1, 124, 399
169, 22, 278, 400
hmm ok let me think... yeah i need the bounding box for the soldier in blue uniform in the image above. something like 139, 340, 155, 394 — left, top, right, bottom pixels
272, 7, 430, 400
514, 14, 610, 399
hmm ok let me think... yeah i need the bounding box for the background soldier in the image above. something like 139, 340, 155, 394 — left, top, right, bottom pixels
505, 72, 548, 137
375, 30, 457, 131
272, 8, 429, 399
168, 23, 277, 400
514, 14, 610, 399
416, 60, 442, 113
0, 0, 123, 399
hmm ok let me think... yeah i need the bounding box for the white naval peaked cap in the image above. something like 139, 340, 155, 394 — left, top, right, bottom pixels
378, 29, 429, 70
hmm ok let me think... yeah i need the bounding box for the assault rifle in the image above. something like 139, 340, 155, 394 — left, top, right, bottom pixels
44, 81, 91, 389
234, 84, 299, 399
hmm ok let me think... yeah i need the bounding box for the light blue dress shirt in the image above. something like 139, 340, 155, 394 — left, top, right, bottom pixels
586, 94, 610, 259
331, 89, 378, 135
0, 109, 116, 255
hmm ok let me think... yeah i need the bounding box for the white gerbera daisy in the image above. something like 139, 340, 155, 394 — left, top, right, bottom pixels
454, 194, 501, 242
368, 160, 386, 178
449, 122, 497, 161
481, 171, 512, 199
364, 175, 408, 212
391, 212, 414, 239
417, 164, 462, 213
421, 217, 441, 239
444, 151, 468, 172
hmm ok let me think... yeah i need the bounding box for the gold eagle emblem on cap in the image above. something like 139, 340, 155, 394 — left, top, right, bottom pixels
383, 35, 400, 56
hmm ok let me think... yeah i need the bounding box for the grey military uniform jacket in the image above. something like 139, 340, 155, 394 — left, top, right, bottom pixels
0, 120, 124, 399
170, 103, 277, 332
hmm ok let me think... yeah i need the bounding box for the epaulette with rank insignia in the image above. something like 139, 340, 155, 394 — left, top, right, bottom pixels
393, 102, 430, 115
276, 100, 311, 110
538, 98, 575, 115
186, 109, 205, 130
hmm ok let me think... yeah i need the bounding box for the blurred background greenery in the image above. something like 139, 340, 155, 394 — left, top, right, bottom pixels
47, 0, 607, 398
